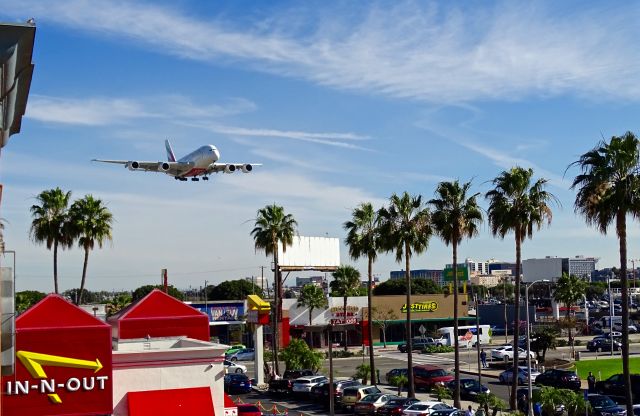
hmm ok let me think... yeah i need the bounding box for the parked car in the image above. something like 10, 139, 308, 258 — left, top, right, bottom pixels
291, 375, 328, 396
354, 393, 399, 415
498, 366, 541, 385
413, 365, 454, 391
613, 322, 638, 333
491, 345, 535, 361
268, 369, 315, 394
228, 348, 255, 361
444, 378, 489, 398
310, 379, 361, 406
224, 373, 252, 394
398, 338, 443, 353
386, 368, 409, 384
401, 401, 451, 416
595, 373, 640, 404
586, 394, 625, 416
224, 359, 247, 374
236, 403, 261, 416
586, 338, 622, 352
225, 344, 246, 355
535, 369, 581, 391
342, 385, 382, 411
376, 397, 421, 415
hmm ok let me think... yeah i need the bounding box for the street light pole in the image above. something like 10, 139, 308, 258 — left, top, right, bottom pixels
526, 279, 549, 416
608, 276, 614, 356
475, 293, 482, 389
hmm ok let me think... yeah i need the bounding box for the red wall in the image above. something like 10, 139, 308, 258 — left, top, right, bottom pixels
118, 316, 209, 342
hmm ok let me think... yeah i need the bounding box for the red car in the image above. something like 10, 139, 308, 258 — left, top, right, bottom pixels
413, 365, 454, 391
237, 403, 261, 416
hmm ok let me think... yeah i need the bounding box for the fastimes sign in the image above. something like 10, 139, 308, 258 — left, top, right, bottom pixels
1, 295, 113, 416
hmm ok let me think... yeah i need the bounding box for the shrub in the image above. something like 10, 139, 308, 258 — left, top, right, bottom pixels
423, 345, 455, 353
556, 339, 569, 347
432, 384, 452, 401
353, 364, 371, 384
389, 374, 408, 395
280, 339, 323, 372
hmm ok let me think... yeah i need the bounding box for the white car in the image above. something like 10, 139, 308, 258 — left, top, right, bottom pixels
224, 359, 247, 374
491, 346, 535, 361
402, 401, 451, 416
291, 376, 328, 394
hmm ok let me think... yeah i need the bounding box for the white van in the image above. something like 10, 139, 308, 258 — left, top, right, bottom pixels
437, 325, 491, 347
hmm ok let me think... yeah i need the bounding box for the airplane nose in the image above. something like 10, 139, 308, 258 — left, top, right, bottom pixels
214, 149, 220, 160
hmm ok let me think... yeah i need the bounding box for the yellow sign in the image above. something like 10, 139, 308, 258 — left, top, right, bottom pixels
13, 351, 105, 404
401, 301, 438, 313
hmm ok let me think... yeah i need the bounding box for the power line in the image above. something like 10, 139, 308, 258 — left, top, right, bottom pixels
18, 265, 264, 279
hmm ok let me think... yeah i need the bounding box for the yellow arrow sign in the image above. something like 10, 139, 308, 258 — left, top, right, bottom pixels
16, 350, 104, 404
17, 351, 103, 378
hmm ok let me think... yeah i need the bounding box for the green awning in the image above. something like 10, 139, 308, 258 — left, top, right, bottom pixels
385, 317, 476, 324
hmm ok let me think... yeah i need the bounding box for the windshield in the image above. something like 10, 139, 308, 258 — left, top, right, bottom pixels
408, 405, 430, 411
361, 394, 382, 403
590, 396, 617, 408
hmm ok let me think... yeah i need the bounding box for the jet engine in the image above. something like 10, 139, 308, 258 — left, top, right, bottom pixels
127, 161, 140, 170
158, 162, 170, 172
224, 164, 236, 174
241, 164, 253, 173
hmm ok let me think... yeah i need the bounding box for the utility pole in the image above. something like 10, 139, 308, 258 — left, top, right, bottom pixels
261, 266, 265, 293
204, 280, 209, 316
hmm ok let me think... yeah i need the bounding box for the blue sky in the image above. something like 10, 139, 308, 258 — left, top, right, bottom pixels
1, 0, 639, 292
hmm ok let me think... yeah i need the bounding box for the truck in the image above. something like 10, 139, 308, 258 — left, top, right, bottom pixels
268, 369, 315, 394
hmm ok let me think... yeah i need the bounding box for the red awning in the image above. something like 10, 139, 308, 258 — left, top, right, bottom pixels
128, 387, 214, 416
224, 393, 237, 408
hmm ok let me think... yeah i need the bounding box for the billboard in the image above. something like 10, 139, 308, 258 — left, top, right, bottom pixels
277, 236, 340, 270
443, 267, 469, 282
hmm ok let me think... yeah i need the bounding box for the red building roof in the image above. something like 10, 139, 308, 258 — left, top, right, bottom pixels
108, 289, 209, 341
17, 294, 108, 329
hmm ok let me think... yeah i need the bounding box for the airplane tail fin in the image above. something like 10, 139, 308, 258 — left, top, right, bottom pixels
165, 139, 176, 162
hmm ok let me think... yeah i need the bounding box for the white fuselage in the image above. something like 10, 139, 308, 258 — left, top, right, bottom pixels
178, 145, 220, 177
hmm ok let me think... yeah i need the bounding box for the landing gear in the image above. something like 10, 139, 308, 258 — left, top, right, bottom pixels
191, 177, 200, 181
175, 177, 187, 181
202, 176, 209, 181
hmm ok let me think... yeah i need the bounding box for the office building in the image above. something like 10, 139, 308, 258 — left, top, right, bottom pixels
390, 269, 444, 286
522, 255, 598, 282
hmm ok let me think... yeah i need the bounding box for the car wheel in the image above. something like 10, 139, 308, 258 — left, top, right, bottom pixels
235, 368, 243, 373
231, 357, 237, 362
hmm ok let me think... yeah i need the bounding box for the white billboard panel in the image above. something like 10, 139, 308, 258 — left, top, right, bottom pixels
278, 236, 340, 269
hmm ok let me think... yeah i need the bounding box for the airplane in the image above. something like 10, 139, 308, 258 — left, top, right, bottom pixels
92, 140, 261, 181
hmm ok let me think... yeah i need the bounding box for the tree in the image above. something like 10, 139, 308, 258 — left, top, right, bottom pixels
371, 307, 398, 347
531, 326, 559, 362
208, 279, 263, 300
132, 284, 184, 302
585, 282, 606, 301
430, 180, 483, 408
372, 278, 442, 295
477, 393, 507, 416
106, 293, 132, 317
389, 374, 408, 396
570, 132, 640, 416
344, 202, 380, 386
297, 284, 327, 325
486, 167, 556, 409
378, 192, 432, 398
63, 288, 99, 304
30, 187, 73, 294
251, 204, 297, 376
553, 273, 588, 358
16, 290, 46, 314
67, 195, 113, 305
330, 265, 361, 351
280, 338, 323, 372
354, 363, 372, 384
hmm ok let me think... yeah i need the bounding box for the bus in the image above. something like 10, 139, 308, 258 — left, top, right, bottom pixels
437, 325, 491, 347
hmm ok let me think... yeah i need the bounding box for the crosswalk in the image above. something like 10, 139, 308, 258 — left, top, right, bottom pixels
378, 351, 459, 366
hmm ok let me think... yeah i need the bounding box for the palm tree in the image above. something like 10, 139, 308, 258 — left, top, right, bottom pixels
68, 195, 113, 305
330, 265, 361, 351
29, 188, 73, 294
378, 192, 432, 398
553, 273, 588, 358
570, 132, 640, 415
297, 284, 327, 325
430, 180, 483, 408
251, 204, 297, 376
485, 167, 555, 409
344, 202, 380, 385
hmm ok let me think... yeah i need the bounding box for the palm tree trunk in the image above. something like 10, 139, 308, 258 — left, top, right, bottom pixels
405, 241, 415, 398
453, 242, 461, 408
309, 308, 313, 348
53, 239, 59, 294
617, 211, 632, 415
567, 305, 573, 358
511, 230, 522, 410
273, 249, 280, 376
344, 295, 348, 352
78, 248, 89, 305
368, 255, 376, 386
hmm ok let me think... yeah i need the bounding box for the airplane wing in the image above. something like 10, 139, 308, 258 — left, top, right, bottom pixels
92, 159, 193, 174
206, 162, 262, 174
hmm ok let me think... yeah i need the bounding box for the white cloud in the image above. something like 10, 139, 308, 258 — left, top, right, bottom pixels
5, 1, 640, 102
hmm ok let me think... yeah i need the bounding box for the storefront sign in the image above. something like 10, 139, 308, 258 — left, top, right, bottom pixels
400, 301, 438, 313
194, 303, 245, 322
330, 306, 360, 324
